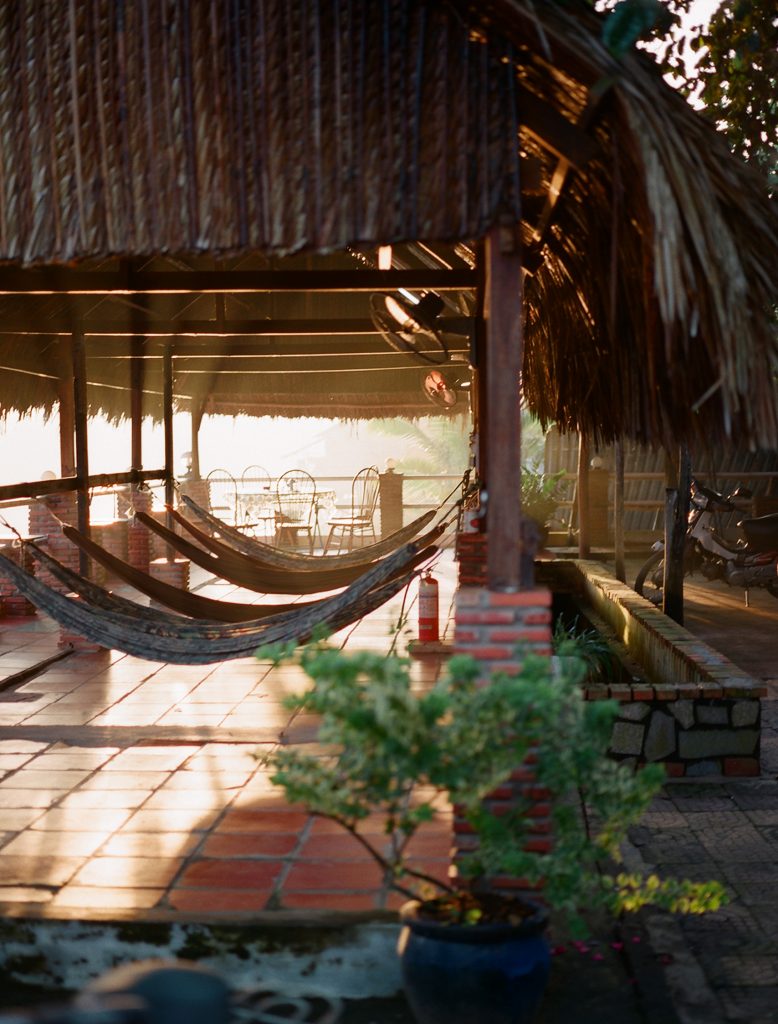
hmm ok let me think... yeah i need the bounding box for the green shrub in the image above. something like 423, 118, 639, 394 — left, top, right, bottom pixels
258, 640, 726, 934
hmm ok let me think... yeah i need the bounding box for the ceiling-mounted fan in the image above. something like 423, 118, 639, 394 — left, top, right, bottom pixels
370, 291, 450, 365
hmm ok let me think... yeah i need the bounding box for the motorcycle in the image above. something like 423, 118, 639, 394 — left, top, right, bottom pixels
634, 479, 778, 605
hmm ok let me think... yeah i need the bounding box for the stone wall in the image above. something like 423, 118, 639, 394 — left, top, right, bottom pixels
603, 687, 760, 777
553, 559, 764, 777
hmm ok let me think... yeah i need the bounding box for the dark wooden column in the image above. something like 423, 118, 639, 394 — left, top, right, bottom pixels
663, 445, 691, 624
57, 343, 76, 477
130, 335, 145, 477
71, 326, 90, 576
484, 225, 524, 591
190, 401, 204, 481
577, 432, 590, 558
473, 241, 488, 489
613, 439, 626, 582
163, 343, 175, 537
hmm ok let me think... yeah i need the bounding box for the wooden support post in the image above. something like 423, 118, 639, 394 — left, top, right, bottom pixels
484, 225, 524, 591
71, 326, 90, 577
190, 401, 204, 481
613, 440, 626, 582
663, 446, 691, 624
57, 342, 76, 478
577, 433, 590, 558
474, 241, 488, 491
130, 335, 145, 476
163, 343, 175, 554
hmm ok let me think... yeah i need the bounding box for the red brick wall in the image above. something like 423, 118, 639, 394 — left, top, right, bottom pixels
0, 543, 36, 616
126, 488, 152, 572
452, 583, 553, 896
28, 495, 79, 586
455, 531, 487, 587
149, 557, 190, 600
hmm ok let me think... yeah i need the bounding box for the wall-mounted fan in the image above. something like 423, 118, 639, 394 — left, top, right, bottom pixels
423, 369, 460, 408
370, 291, 450, 365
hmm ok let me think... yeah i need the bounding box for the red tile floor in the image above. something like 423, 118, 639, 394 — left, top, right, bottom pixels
0, 551, 458, 920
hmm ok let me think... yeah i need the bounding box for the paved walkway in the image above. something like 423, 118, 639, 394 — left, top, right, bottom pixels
0, 550, 777, 1021
0, 555, 457, 919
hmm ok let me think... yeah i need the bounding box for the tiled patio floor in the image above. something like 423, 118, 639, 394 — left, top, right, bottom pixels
0, 551, 458, 920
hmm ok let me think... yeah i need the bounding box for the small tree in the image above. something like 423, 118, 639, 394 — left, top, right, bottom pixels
259, 640, 726, 934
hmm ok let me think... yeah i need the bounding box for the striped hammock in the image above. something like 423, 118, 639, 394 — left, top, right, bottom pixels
0, 540, 425, 664
135, 510, 422, 595
180, 492, 438, 568
166, 502, 444, 578
60, 525, 329, 622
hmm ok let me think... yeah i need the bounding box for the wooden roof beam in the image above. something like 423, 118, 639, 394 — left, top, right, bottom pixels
517, 85, 600, 169
0, 316, 474, 337
524, 79, 614, 274
0, 269, 476, 295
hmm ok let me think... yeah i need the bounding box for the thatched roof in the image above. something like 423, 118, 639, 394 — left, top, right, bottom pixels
0, 0, 774, 445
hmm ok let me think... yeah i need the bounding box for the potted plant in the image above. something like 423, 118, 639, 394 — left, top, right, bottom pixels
520, 465, 565, 546
258, 639, 725, 1024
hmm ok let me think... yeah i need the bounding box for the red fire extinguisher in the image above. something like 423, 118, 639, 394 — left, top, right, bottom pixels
418, 571, 439, 643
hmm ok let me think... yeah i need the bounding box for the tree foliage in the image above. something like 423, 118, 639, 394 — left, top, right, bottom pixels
662, 0, 777, 190
596, 0, 776, 191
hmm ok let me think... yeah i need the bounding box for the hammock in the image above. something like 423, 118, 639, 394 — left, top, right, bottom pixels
59, 524, 323, 622
180, 492, 438, 568
166, 502, 445, 579
26, 539, 213, 624
0, 540, 424, 664
59, 523, 431, 623
135, 509, 415, 594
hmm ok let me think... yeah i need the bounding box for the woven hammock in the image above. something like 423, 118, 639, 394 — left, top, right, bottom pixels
167, 502, 445, 578
180, 492, 438, 568
135, 509, 414, 594
26, 539, 211, 623
60, 524, 320, 622
0, 541, 423, 664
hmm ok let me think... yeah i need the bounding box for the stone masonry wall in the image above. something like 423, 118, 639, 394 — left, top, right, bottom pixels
562, 559, 764, 777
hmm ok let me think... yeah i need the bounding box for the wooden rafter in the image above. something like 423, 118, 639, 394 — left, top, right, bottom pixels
0, 269, 475, 295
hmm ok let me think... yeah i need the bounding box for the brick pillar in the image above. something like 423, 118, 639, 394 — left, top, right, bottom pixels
378, 471, 404, 539
454, 531, 487, 587
179, 478, 210, 517
148, 557, 190, 608
28, 494, 79, 586
452, 584, 553, 896
91, 520, 129, 586
126, 488, 152, 572
0, 544, 37, 616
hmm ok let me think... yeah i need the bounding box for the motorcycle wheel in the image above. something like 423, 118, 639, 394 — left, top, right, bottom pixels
634, 550, 664, 606
768, 581, 778, 601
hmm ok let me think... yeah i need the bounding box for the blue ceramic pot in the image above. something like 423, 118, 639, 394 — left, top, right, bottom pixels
397, 899, 550, 1024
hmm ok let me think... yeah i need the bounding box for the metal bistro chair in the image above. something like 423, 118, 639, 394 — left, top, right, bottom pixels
238, 464, 275, 536
205, 468, 238, 526
324, 466, 380, 553
275, 469, 318, 553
